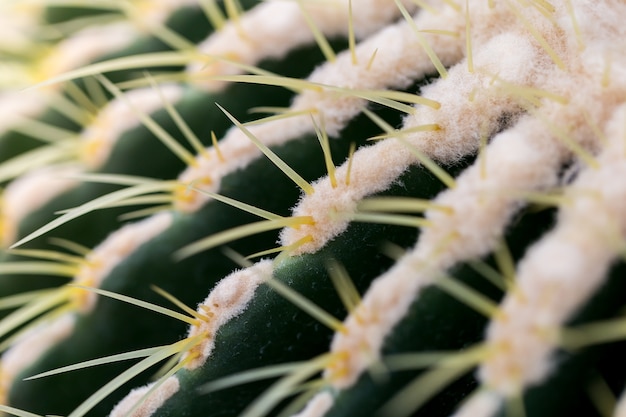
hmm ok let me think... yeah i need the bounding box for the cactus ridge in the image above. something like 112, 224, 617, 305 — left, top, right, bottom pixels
1, 1, 626, 417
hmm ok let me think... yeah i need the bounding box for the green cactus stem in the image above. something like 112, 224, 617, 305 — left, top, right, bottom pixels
1, 1, 626, 417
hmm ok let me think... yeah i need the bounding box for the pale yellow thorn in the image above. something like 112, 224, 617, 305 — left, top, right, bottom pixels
116, 72, 192, 89
248, 106, 293, 115
326, 259, 361, 314
7, 249, 84, 265
48, 237, 91, 256
174, 216, 314, 261
11, 181, 177, 249
357, 197, 453, 214
586, 373, 616, 417
224, 0, 245, 35
384, 350, 470, 371
211, 131, 225, 163
602, 52, 612, 88
505, 394, 528, 417
498, 189, 572, 208
467, 259, 509, 291
366, 48, 378, 71
0, 289, 71, 342
67, 335, 205, 417
216, 103, 315, 195
145, 72, 208, 159
362, 108, 456, 189
478, 121, 489, 180
27, 51, 202, 90
231, 355, 332, 417
379, 345, 486, 417
505, 0, 565, 70
564, 0, 584, 51
368, 124, 441, 141
409, 0, 440, 15
296, 0, 336, 63
117, 205, 173, 221
187, 185, 283, 221
397, 137, 458, 189
70, 286, 198, 326
394, 0, 449, 79
242, 109, 315, 127
96, 75, 198, 168
312, 116, 337, 188
530, 107, 599, 169
440, 0, 462, 12
151, 285, 212, 324
465, 0, 474, 73
246, 235, 314, 261
0, 405, 44, 417
122, 2, 196, 52
561, 317, 626, 349
55, 83, 97, 125
198, 0, 226, 30
419, 29, 460, 37
23, 346, 165, 381
219, 248, 253, 271
529, 0, 557, 14
355, 89, 441, 110
340, 211, 432, 229
435, 274, 498, 317
0, 290, 56, 312
348, 0, 357, 65
206, 73, 323, 94
493, 238, 516, 288
82, 76, 109, 109
345, 142, 356, 186
10, 118, 77, 143
0, 262, 79, 277
197, 361, 309, 394
264, 277, 346, 334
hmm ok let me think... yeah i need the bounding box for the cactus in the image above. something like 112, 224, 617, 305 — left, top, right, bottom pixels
1, 1, 626, 416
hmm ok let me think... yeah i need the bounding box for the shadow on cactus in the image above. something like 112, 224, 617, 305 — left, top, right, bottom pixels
1, 1, 626, 417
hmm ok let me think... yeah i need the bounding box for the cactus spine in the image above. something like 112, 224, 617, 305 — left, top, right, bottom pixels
1, 1, 626, 417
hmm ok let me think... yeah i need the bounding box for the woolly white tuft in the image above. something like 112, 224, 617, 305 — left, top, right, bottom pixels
182, 259, 273, 370
74, 212, 173, 312
109, 376, 180, 417
1, 164, 82, 247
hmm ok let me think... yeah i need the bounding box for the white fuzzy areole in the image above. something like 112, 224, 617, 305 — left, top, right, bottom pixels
291, 391, 334, 417
188, 0, 418, 91
449, 390, 503, 417
109, 376, 179, 417
281, 28, 548, 256
0, 89, 55, 136
479, 103, 626, 396
175, 3, 462, 213
40, 22, 139, 81
0, 21, 138, 136
318, 0, 626, 389
0, 314, 76, 404
80, 84, 184, 169
323, 114, 568, 389
132, 0, 199, 28
282, 0, 626, 254
182, 259, 273, 370
0, 3, 40, 56
1, 164, 82, 248
73, 212, 173, 312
